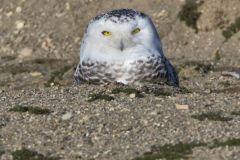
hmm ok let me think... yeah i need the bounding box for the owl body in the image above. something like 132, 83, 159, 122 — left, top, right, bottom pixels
75, 9, 179, 86
76, 53, 166, 84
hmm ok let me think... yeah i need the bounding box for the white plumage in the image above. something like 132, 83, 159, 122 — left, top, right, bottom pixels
75, 9, 179, 86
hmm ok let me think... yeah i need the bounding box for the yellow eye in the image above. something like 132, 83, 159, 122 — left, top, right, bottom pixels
132, 28, 141, 34
102, 31, 112, 36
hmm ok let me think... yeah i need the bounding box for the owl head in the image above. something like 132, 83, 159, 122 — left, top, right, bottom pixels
80, 9, 163, 61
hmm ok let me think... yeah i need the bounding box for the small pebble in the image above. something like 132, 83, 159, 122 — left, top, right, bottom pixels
15, 20, 25, 29
175, 104, 189, 110
30, 72, 42, 77
66, 2, 70, 10
16, 7, 22, 13
6, 11, 13, 17
204, 89, 211, 94
62, 112, 73, 120
157, 10, 167, 18
148, 111, 158, 116
18, 47, 33, 57
129, 93, 136, 98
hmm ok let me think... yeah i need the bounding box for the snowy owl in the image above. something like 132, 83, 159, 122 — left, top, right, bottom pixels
74, 9, 179, 87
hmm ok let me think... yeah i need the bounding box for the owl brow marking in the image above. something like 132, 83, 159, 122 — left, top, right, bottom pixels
93, 9, 146, 23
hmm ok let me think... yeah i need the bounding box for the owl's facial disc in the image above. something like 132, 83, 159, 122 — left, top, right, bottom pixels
86, 10, 159, 54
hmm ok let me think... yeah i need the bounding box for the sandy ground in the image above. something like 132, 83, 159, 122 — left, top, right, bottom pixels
0, 0, 240, 160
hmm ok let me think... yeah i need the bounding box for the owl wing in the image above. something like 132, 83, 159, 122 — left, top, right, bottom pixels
157, 46, 179, 87
74, 63, 82, 84
162, 56, 179, 87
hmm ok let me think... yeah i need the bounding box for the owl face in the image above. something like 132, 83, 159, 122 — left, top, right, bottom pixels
81, 9, 162, 61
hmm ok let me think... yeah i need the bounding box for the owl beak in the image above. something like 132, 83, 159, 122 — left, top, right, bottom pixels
120, 40, 124, 51
118, 38, 135, 51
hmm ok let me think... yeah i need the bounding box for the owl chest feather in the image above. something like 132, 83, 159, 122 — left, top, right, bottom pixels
79, 54, 166, 84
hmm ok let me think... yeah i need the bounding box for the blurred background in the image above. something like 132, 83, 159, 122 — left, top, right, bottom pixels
0, 0, 239, 89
